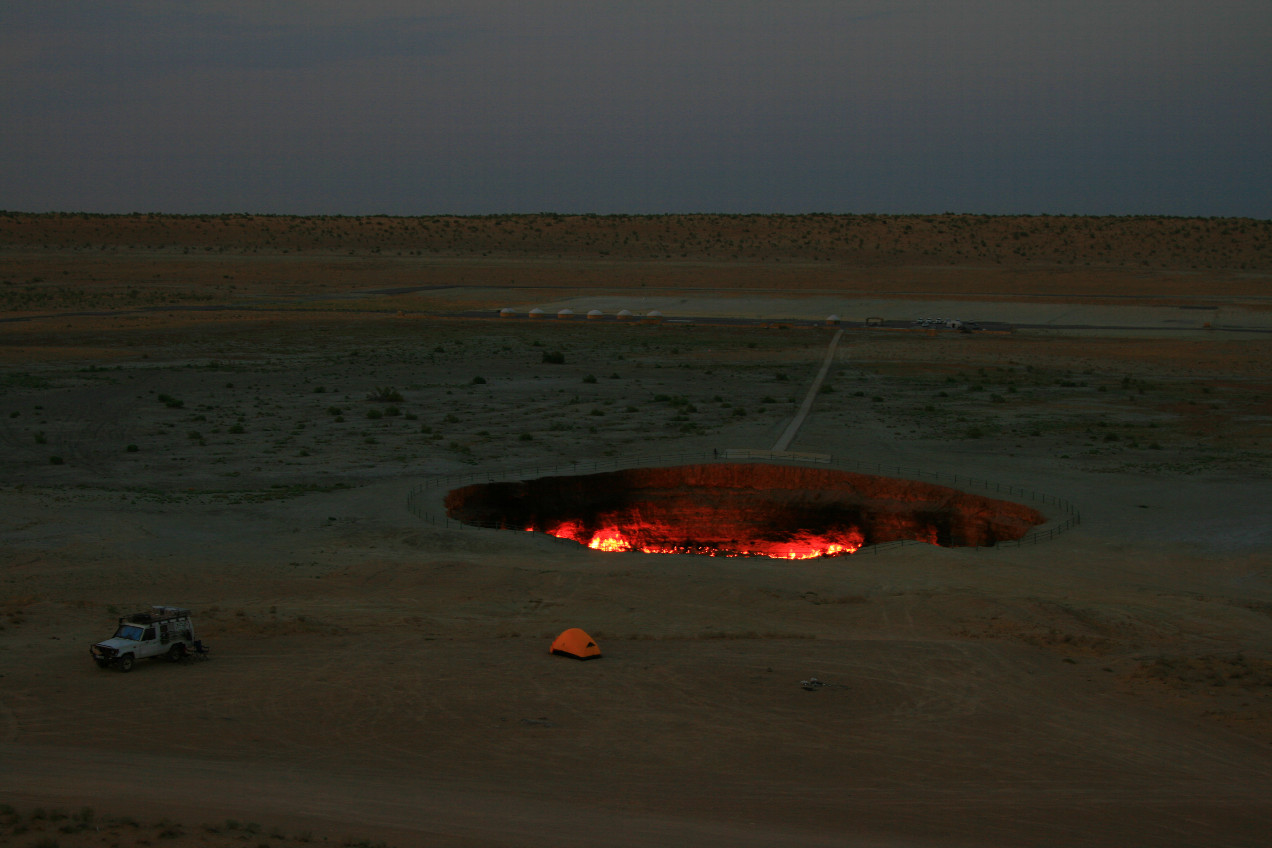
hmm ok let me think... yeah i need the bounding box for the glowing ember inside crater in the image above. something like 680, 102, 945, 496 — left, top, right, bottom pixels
547, 519, 863, 559
444, 463, 1046, 559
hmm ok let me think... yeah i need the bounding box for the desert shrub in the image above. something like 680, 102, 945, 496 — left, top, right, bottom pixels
366, 409, 382, 420
471, 376, 486, 384
582, 374, 597, 383
366, 386, 403, 403
542, 350, 565, 364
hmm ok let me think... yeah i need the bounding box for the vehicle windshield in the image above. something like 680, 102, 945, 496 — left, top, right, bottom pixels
113, 624, 145, 640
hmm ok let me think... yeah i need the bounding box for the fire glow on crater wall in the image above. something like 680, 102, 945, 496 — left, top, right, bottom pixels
444, 464, 1046, 560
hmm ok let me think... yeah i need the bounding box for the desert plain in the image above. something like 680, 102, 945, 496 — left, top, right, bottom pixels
2, 213, 1271, 847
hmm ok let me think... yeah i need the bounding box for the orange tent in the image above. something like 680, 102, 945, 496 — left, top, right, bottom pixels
550, 628, 601, 660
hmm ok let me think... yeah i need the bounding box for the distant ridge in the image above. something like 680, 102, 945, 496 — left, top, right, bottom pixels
2, 212, 1269, 273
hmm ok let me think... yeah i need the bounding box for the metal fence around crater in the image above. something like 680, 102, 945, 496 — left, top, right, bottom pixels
405, 449, 1081, 555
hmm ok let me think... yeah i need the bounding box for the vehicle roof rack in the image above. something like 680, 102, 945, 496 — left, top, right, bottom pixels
121, 606, 192, 624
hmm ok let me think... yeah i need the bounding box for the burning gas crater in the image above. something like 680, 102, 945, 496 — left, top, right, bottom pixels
444, 464, 1046, 559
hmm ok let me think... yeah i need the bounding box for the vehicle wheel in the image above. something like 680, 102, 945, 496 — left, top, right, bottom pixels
167, 643, 186, 662
118, 654, 135, 673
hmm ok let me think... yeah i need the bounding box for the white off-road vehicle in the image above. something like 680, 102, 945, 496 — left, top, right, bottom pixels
90, 606, 207, 672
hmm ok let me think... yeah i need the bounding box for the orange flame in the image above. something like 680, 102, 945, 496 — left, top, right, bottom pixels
538, 521, 863, 559
587, 528, 633, 552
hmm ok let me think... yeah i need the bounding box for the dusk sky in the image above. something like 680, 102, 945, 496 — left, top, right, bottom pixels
4, 1, 1270, 217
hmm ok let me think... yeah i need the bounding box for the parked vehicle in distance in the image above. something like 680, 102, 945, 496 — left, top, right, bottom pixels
90, 606, 207, 672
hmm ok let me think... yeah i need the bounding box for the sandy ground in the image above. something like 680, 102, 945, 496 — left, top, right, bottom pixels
2, 280, 1272, 847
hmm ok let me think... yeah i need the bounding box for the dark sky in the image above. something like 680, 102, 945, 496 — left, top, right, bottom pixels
4, 1, 1270, 217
